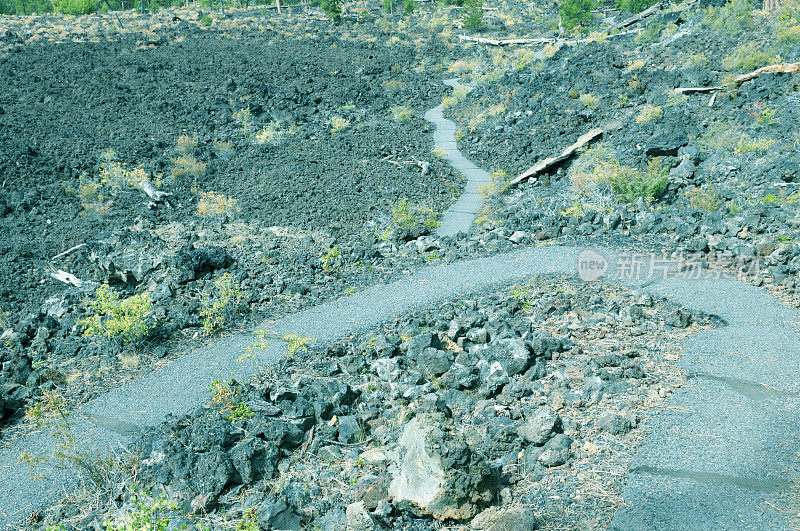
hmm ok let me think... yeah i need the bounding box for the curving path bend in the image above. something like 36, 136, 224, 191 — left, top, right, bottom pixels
424, 79, 492, 237
1, 85, 800, 529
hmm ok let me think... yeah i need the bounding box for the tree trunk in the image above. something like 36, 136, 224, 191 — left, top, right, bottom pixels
764, 0, 780, 11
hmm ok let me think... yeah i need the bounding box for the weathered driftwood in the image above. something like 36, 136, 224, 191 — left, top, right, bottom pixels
50, 243, 87, 261
511, 127, 604, 187
139, 177, 172, 203
458, 28, 641, 47
734, 62, 800, 85
614, 2, 662, 29
457, 35, 555, 46
50, 270, 85, 287
675, 62, 800, 95
383, 155, 430, 176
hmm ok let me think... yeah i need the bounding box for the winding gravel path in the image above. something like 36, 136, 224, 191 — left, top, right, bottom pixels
425, 79, 492, 237
1, 86, 799, 529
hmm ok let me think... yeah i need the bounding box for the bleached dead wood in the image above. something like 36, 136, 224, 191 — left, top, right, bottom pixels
734, 62, 800, 85
383, 155, 430, 176
139, 177, 172, 203
675, 62, 800, 95
511, 127, 604, 187
50, 243, 87, 261
457, 35, 555, 46
50, 270, 85, 287
614, 2, 662, 29
457, 28, 641, 47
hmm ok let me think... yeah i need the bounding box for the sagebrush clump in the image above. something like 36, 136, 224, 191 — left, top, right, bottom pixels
80, 283, 154, 345
197, 190, 239, 218
200, 272, 242, 335
559, 0, 596, 30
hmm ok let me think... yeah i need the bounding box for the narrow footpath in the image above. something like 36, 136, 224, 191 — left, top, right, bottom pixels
0, 82, 798, 529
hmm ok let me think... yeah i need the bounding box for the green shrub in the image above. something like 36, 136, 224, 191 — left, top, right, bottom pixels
403, 0, 416, 13
462, 0, 484, 29
391, 105, 414, 121
608, 158, 669, 203
635, 104, 663, 124
104, 491, 178, 531
478, 168, 511, 200
210, 379, 254, 422
80, 284, 154, 344
321, 246, 343, 275
200, 272, 242, 335
578, 93, 599, 109
54, 0, 97, 14
320, 0, 341, 22
685, 184, 724, 212
616, 0, 655, 13
722, 42, 778, 72
702, 0, 754, 36
777, 0, 800, 43
282, 334, 314, 358
391, 197, 440, 229
559, 0, 596, 30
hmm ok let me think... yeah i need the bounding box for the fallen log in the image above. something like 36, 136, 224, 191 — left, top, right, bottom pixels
674, 62, 800, 94
734, 61, 800, 86
511, 127, 604, 187
139, 177, 172, 203
614, 2, 662, 29
50, 243, 87, 261
50, 269, 86, 288
457, 28, 641, 47
457, 35, 555, 46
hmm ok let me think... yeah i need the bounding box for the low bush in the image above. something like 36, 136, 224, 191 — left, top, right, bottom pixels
777, 0, 800, 43
330, 115, 351, 134
722, 42, 778, 72
685, 184, 725, 212
320, 0, 341, 22
80, 284, 154, 345
702, 0, 754, 36
462, 0, 484, 29
170, 154, 206, 180
578, 93, 599, 109
635, 104, 663, 124
391, 105, 414, 122
478, 168, 511, 200
53, 0, 97, 14
197, 190, 239, 218
616, 0, 655, 13
559, 0, 596, 30
200, 272, 242, 335
391, 197, 440, 229
607, 158, 668, 203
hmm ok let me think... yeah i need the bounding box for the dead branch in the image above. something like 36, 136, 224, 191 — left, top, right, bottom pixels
383, 155, 430, 176
139, 177, 172, 203
511, 127, 604, 187
457, 28, 641, 47
51, 243, 87, 262
734, 61, 800, 85
675, 62, 800, 95
614, 2, 662, 29
457, 35, 555, 46
50, 270, 86, 287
